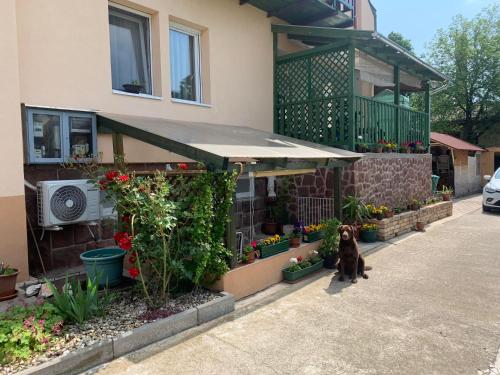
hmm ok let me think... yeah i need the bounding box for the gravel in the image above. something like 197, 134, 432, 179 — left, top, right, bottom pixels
0, 289, 220, 374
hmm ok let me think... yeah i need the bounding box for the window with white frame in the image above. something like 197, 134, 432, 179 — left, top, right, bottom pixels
169, 23, 202, 102
108, 3, 152, 95
26, 108, 97, 164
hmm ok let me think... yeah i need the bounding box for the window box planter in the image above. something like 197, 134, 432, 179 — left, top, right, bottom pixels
259, 239, 290, 259
0, 269, 18, 301
282, 259, 324, 282
80, 248, 127, 287
360, 230, 378, 243
303, 231, 324, 243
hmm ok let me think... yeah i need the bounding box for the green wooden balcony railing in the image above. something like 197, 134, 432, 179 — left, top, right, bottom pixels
275, 95, 430, 150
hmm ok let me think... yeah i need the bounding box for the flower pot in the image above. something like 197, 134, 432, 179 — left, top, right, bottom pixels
384, 211, 394, 219
243, 250, 256, 264
376, 146, 384, 153
122, 83, 143, 94
80, 248, 127, 287
415, 221, 425, 231
360, 230, 378, 243
282, 259, 324, 282
262, 222, 278, 235
303, 231, 324, 243
0, 270, 18, 300
259, 240, 290, 259
323, 254, 339, 269
441, 194, 451, 201
289, 237, 301, 248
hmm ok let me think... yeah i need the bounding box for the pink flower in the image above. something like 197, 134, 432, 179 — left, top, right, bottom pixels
251, 241, 257, 248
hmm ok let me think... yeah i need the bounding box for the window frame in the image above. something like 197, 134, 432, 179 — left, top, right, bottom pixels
169, 22, 202, 103
26, 108, 97, 164
108, 2, 154, 96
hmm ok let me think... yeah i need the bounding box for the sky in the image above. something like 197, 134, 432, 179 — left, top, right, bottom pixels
373, 0, 499, 57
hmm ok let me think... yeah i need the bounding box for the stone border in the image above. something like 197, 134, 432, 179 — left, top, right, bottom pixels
18, 292, 235, 375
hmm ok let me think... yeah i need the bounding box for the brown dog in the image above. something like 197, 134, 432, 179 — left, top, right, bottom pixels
338, 225, 369, 283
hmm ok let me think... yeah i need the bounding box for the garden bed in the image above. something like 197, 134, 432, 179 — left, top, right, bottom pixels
0, 289, 228, 375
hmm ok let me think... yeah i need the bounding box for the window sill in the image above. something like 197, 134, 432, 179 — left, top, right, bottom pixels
171, 98, 212, 108
112, 90, 163, 100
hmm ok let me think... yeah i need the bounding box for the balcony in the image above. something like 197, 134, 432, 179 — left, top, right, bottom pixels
272, 25, 446, 152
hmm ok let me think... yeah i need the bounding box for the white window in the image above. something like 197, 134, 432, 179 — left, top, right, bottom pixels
236, 174, 255, 200
169, 23, 202, 102
26, 108, 97, 164
109, 4, 152, 95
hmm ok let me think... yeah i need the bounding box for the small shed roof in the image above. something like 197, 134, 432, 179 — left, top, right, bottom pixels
97, 113, 361, 171
431, 132, 484, 152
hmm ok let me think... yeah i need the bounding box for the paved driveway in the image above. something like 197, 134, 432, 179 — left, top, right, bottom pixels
94, 196, 500, 375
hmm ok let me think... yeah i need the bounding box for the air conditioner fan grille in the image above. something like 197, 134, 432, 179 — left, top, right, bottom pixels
50, 185, 87, 222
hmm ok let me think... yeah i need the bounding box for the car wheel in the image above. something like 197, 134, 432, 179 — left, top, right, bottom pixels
483, 205, 490, 212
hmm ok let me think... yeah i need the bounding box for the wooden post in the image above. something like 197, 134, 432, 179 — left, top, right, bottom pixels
333, 167, 343, 221
424, 81, 431, 149
111, 131, 125, 170
394, 65, 400, 145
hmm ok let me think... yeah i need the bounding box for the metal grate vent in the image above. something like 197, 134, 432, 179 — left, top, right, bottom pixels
50, 185, 87, 222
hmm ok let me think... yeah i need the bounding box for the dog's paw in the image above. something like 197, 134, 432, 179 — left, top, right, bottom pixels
362, 273, 369, 279
339, 276, 345, 282
351, 278, 358, 284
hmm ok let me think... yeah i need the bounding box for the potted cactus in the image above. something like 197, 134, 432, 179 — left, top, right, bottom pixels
0, 261, 19, 301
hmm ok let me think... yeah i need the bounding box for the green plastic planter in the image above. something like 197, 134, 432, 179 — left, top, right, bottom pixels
80, 248, 126, 287
259, 240, 290, 259
360, 230, 378, 243
303, 231, 324, 243
282, 259, 324, 281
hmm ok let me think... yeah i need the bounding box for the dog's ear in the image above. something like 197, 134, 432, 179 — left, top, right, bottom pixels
350, 225, 355, 233
337, 225, 343, 233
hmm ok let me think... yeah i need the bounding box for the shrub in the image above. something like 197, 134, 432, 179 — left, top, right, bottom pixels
0, 302, 63, 364
318, 217, 341, 259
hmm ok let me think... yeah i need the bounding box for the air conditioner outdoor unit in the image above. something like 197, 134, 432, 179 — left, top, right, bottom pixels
37, 180, 100, 228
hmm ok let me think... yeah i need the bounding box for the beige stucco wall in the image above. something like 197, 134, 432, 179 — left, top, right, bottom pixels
480, 147, 500, 184
0, 0, 29, 280
16, 0, 276, 163
355, 0, 376, 31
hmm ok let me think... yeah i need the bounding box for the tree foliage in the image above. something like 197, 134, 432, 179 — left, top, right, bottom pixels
388, 31, 414, 53
426, 5, 500, 142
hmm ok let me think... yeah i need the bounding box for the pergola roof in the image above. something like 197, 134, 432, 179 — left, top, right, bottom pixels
431, 132, 484, 152
272, 24, 447, 82
241, 0, 354, 28
97, 113, 361, 172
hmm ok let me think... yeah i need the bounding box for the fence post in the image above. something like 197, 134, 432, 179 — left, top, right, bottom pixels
393, 65, 400, 145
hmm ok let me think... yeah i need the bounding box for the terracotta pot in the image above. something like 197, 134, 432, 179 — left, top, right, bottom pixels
243, 251, 256, 264
262, 222, 278, 235
415, 221, 425, 231
0, 270, 18, 299
289, 237, 301, 248
441, 194, 451, 201
376, 146, 384, 153
384, 211, 394, 218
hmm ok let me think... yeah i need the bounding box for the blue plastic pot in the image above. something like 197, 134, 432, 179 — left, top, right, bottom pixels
80, 248, 126, 287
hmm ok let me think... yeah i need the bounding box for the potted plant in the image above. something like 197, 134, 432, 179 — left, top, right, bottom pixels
302, 223, 326, 243
400, 142, 411, 154
356, 143, 368, 153
385, 142, 397, 153
360, 223, 379, 243
380, 205, 394, 218
80, 246, 127, 288
414, 141, 426, 153
342, 195, 370, 240
242, 245, 257, 264
438, 186, 454, 201
318, 218, 341, 269
366, 203, 384, 220
376, 139, 386, 153
282, 253, 324, 282
257, 234, 290, 259
122, 80, 144, 94
409, 199, 421, 211
262, 205, 279, 235
288, 224, 302, 248
0, 261, 18, 300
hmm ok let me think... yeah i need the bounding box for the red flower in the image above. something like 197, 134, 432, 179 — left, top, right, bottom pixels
98, 179, 108, 191
128, 252, 137, 264
251, 241, 257, 248
177, 163, 189, 170
118, 175, 129, 183
118, 235, 132, 251
105, 170, 119, 181
128, 267, 140, 278
297, 256, 303, 262
122, 215, 130, 224
114, 231, 127, 243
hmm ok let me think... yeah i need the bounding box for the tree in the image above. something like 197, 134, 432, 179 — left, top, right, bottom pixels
426, 5, 500, 143
388, 31, 414, 53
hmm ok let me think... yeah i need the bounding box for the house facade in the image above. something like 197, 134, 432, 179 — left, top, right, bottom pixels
1, 0, 444, 282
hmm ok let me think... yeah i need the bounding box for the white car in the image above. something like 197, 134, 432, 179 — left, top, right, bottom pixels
483, 168, 500, 212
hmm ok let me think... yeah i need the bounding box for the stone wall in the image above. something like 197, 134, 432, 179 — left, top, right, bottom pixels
234, 178, 267, 243
369, 201, 453, 241
342, 153, 432, 208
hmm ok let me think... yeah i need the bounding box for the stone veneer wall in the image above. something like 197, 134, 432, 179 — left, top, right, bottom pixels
368, 201, 453, 241
341, 153, 432, 208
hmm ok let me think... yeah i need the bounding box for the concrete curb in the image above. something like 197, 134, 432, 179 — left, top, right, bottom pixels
18, 293, 234, 375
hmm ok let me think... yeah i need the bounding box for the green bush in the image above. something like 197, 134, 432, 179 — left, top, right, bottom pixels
0, 302, 63, 364
46, 276, 109, 324
318, 217, 341, 259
